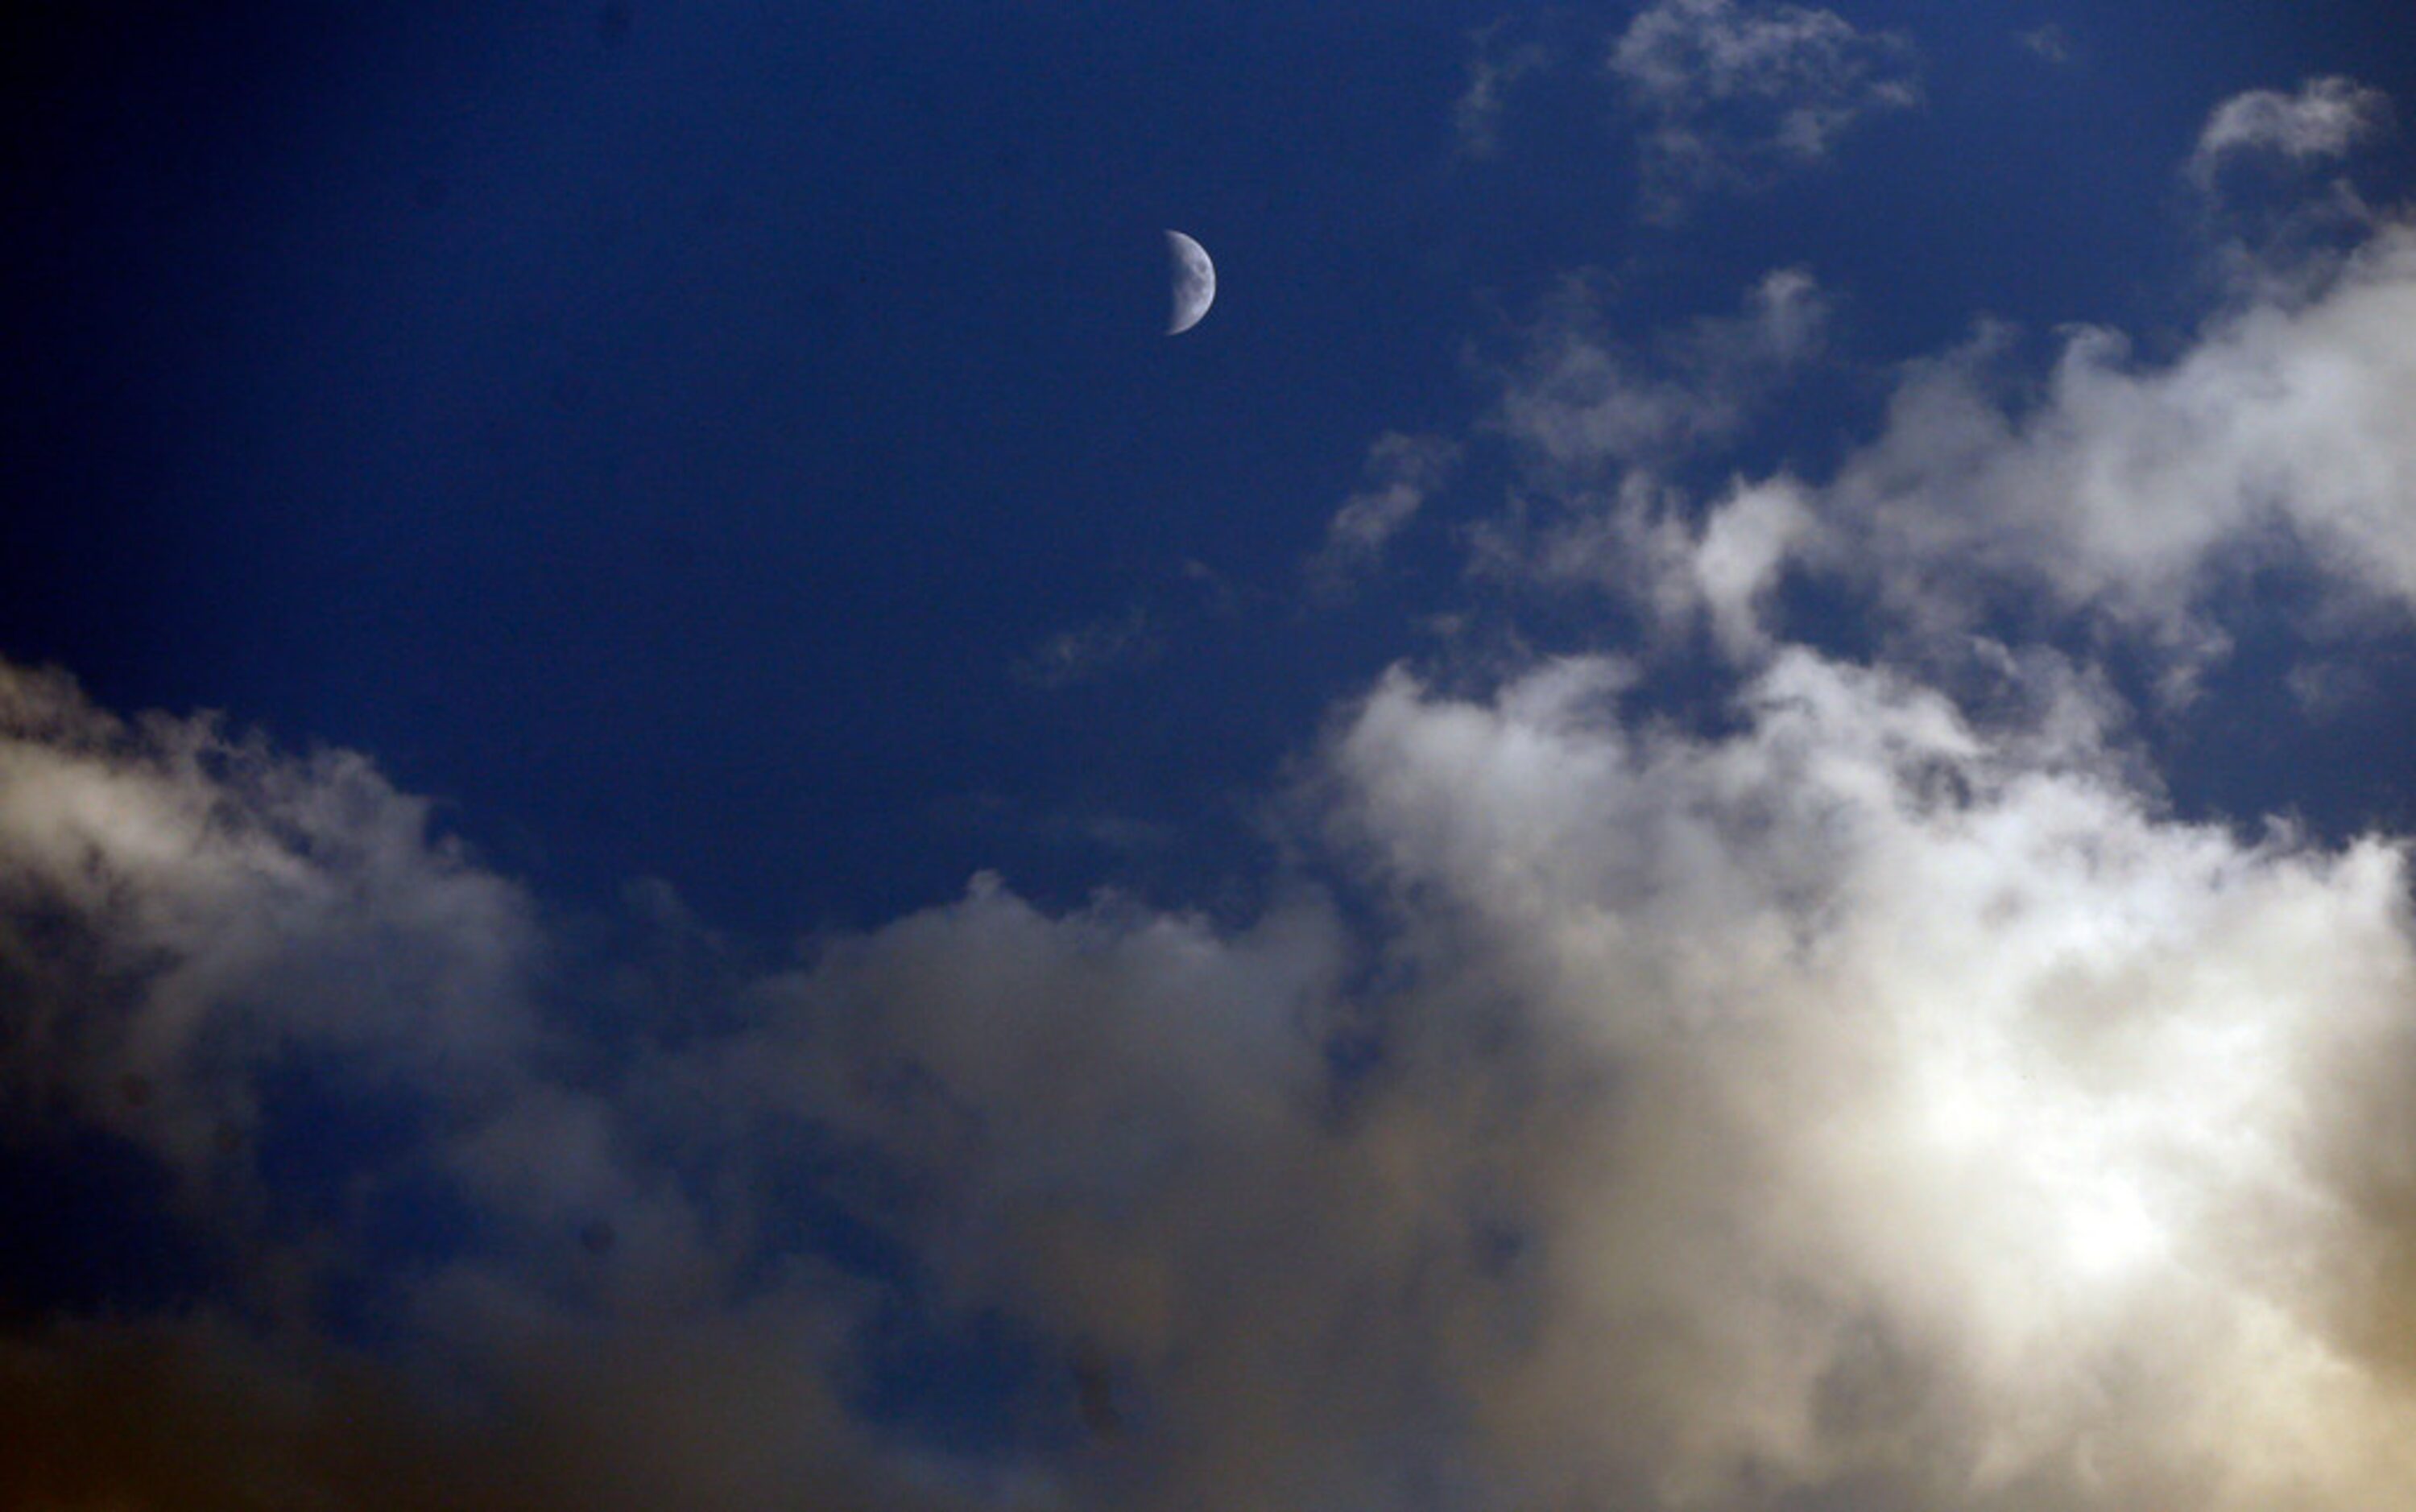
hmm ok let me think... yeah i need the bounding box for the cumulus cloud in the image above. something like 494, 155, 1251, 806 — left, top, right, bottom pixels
0, 659, 541, 1171
1609, 0, 1921, 218
0, 660, 945, 1510
2190, 76, 2395, 188
10, 84, 2416, 1510
14, 619, 2416, 1506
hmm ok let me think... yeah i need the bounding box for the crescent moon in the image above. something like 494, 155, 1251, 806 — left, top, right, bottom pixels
1166, 230, 1215, 336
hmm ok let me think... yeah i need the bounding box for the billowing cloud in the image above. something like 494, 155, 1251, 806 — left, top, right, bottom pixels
1317, 649, 2416, 1509
14, 621, 2416, 1506
1610, 0, 1921, 218
2190, 76, 2395, 188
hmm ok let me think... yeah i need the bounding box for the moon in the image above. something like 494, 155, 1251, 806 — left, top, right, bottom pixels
1166, 230, 1215, 336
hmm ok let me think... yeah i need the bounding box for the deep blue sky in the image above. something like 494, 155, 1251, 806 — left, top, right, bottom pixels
14, 2, 2411, 936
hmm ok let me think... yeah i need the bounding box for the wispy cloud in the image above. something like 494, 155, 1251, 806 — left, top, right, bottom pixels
2016, 21, 2075, 65
2189, 75, 2395, 188
1451, 21, 1553, 161
1309, 432, 1462, 595
1491, 265, 1831, 478
1609, 0, 1921, 219
1011, 606, 1160, 688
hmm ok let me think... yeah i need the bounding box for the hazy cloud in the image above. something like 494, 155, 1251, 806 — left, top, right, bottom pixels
1610, 0, 1921, 218
2190, 76, 2395, 188
1011, 607, 1160, 689
1452, 21, 1553, 160
1310, 432, 1463, 593
1494, 265, 1830, 476
2016, 23, 2075, 65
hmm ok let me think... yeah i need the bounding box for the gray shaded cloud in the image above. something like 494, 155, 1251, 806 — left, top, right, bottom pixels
1610, 0, 1921, 219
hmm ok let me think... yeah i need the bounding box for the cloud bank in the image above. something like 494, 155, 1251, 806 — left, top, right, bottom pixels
12, 593, 2416, 1508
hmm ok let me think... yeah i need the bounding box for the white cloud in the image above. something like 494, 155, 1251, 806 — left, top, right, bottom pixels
10, 143, 2416, 1512
1610, 0, 1921, 217
2191, 76, 2395, 187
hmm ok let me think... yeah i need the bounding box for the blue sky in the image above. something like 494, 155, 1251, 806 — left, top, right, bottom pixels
8, 2, 2416, 1506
